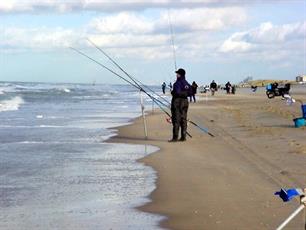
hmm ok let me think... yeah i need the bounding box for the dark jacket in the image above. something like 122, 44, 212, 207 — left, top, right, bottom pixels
171, 76, 191, 99
191, 83, 198, 94
210, 82, 217, 89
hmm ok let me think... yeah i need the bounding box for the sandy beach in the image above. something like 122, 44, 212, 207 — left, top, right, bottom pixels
111, 87, 306, 230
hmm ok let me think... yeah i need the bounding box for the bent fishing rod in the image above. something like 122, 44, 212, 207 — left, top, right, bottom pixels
85, 40, 215, 138
69, 46, 192, 138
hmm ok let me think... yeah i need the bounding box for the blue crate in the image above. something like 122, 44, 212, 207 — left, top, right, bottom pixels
293, 117, 306, 128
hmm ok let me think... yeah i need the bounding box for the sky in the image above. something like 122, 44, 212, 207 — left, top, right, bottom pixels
0, 0, 305, 85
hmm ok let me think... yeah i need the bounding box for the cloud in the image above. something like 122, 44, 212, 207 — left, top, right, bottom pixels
1, 7, 247, 60
2, 27, 78, 50
89, 12, 155, 34
219, 21, 306, 57
0, 0, 282, 14
89, 7, 247, 35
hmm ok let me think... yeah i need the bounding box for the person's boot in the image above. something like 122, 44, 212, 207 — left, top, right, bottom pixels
179, 133, 187, 142
180, 130, 187, 142
168, 138, 178, 142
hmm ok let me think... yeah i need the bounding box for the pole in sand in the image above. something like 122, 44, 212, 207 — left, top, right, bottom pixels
140, 90, 148, 139
275, 188, 306, 230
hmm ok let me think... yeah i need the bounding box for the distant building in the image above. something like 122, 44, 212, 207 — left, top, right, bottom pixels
296, 75, 306, 83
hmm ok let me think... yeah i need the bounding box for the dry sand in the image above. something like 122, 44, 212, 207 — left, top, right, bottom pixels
110, 87, 306, 230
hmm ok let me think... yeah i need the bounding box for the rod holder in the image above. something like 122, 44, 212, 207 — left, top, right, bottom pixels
275, 188, 306, 230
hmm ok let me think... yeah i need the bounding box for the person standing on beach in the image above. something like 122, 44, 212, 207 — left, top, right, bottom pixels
169, 68, 191, 142
190, 81, 198, 103
169, 82, 173, 91
162, 82, 167, 94
210, 80, 217, 96
225, 81, 232, 94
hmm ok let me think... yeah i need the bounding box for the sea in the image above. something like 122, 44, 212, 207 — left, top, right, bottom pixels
0, 82, 165, 230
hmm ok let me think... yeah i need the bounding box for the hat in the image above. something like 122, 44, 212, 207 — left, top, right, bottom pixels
175, 68, 186, 76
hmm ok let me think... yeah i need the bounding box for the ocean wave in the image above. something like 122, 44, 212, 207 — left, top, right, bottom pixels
0, 85, 16, 94
0, 96, 24, 112
61, 88, 71, 93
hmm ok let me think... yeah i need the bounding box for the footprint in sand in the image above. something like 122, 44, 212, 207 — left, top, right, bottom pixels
298, 145, 306, 154
289, 140, 296, 146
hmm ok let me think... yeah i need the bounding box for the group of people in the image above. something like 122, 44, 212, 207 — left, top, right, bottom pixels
162, 82, 172, 94
225, 81, 236, 94
164, 79, 236, 99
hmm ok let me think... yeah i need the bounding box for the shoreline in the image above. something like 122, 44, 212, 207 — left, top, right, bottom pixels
109, 91, 306, 229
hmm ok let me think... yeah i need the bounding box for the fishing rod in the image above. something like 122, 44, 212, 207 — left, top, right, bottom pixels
70, 46, 192, 138
70, 47, 139, 88
86, 38, 171, 107
85, 40, 214, 138
188, 120, 214, 137
70, 46, 167, 108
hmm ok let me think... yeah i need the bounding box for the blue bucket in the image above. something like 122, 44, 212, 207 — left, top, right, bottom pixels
302, 104, 306, 118
266, 84, 272, 90
293, 117, 306, 128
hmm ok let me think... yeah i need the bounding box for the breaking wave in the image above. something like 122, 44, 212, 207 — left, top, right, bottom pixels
0, 96, 24, 112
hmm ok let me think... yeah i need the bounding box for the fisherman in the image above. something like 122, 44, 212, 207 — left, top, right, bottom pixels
169, 68, 191, 142
210, 80, 217, 96
190, 81, 198, 102
225, 81, 232, 94
162, 82, 167, 94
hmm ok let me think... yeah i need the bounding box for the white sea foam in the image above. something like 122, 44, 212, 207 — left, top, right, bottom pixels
0, 85, 16, 94
0, 96, 24, 112
63, 88, 71, 93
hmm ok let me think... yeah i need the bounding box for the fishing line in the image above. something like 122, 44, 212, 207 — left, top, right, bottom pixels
168, 10, 177, 71
86, 38, 171, 108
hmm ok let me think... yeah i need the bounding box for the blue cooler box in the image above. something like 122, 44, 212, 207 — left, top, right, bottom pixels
293, 117, 306, 128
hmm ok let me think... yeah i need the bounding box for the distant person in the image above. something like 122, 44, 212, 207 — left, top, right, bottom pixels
225, 81, 232, 94
251, 85, 258, 92
162, 82, 166, 94
272, 82, 279, 90
189, 81, 198, 102
169, 68, 191, 142
169, 82, 173, 91
231, 85, 236, 94
210, 80, 217, 96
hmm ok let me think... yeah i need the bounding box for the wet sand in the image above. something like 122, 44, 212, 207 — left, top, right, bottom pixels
111, 87, 306, 230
